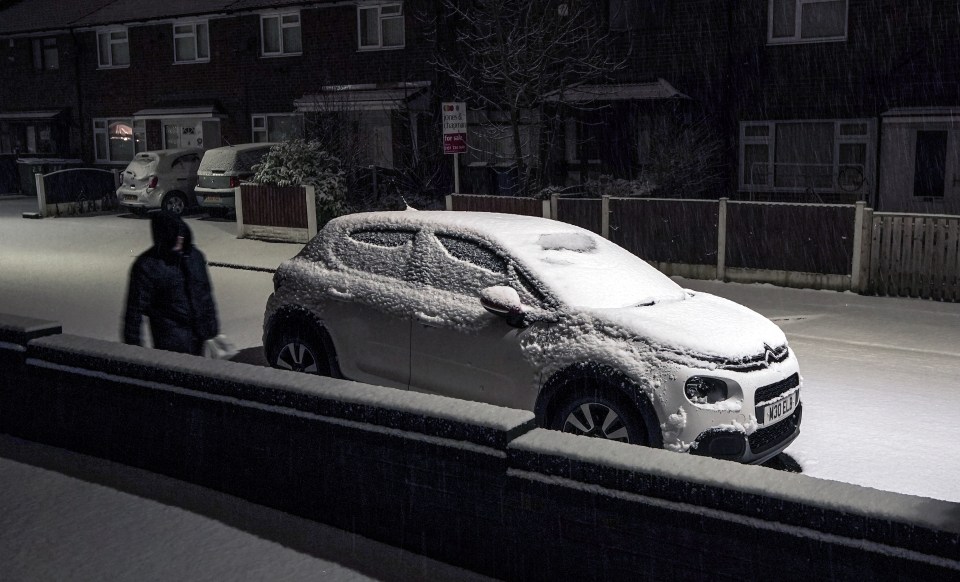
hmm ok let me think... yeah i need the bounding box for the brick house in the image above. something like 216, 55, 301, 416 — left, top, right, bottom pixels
1, 0, 958, 212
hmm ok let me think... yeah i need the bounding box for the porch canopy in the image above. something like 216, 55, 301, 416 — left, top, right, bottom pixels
881, 107, 960, 124
0, 110, 64, 120
133, 103, 225, 120
544, 78, 691, 103
295, 82, 430, 112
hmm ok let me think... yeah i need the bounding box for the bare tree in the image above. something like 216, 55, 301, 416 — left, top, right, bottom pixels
430, 0, 622, 190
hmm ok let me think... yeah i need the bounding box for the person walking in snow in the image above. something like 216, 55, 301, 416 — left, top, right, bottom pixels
123, 211, 219, 355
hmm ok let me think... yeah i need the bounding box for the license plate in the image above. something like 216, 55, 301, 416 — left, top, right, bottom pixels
758, 390, 799, 425
204, 196, 221, 203
123, 194, 138, 201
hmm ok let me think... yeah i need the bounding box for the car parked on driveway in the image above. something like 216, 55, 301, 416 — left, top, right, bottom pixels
263, 210, 802, 463
195, 143, 276, 217
116, 148, 203, 215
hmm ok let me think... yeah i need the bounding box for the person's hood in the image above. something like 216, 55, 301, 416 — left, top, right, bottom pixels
585, 290, 789, 366
150, 211, 193, 256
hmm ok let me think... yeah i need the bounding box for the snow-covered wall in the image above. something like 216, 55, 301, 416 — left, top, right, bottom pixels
0, 313, 957, 580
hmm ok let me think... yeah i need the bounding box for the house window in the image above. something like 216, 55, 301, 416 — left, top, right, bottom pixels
739, 119, 872, 193
97, 28, 130, 67
251, 114, 303, 142
358, 3, 404, 50
174, 21, 209, 63
768, 0, 847, 44
93, 118, 145, 162
32, 38, 59, 70
261, 11, 302, 56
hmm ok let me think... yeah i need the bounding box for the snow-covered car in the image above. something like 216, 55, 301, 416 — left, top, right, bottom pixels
116, 148, 203, 215
263, 210, 802, 463
194, 143, 275, 217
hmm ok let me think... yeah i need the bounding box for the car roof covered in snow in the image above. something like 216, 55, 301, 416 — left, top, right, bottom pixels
327, 210, 686, 309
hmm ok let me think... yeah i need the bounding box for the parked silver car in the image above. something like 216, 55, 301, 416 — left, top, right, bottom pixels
263, 210, 803, 464
195, 143, 276, 217
116, 148, 203, 215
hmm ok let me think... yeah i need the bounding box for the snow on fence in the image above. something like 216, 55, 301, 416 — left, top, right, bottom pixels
1, 312, 958, 580
868, 213, 960, 301
236, 183, 317, 243
36, 167, 119, 217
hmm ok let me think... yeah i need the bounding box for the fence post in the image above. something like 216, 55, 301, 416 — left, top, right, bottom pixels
550, 193, 559, 221
234, 185, 245, 238
445, 194, 453, 211
601, 195, 610, 239
851, 200, 866, 292
35, 173, 47, 217
717, 197, 728, 282
305, 185, 317, 240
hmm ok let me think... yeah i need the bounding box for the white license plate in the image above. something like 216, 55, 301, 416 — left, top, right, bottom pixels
204, 196, 221, 203
123, 194, 138, 201
759, 391, 799, 425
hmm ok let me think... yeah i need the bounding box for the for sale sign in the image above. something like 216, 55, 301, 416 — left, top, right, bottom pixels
442, 102, 467, 155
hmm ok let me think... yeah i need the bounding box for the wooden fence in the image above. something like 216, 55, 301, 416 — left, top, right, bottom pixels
236, 184, 316, 243
868, 213, 960, 301
446, 194, 960, 301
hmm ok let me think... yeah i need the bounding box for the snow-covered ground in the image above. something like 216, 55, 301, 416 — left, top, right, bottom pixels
1, 194, 959, 577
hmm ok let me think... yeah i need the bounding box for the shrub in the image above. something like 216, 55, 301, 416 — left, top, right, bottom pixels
252, 139, 347, 224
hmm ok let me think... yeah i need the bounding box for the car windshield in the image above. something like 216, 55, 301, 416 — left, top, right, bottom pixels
510, 231, 686, 309
125, 155, 158, 179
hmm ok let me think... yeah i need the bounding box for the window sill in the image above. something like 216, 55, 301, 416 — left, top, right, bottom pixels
260, 52, 302, 59
766, 36, 846, 46
173, 59, 211, 65
357, 45, 405, 52
97, 64, 131, 70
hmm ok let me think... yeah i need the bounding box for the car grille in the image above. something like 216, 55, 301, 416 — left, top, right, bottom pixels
754, 372, 800, 405
748, 404, 802, 454
713, 343, 790, 372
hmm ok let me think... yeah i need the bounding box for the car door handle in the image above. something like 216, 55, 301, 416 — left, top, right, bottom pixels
414, 311, 444, 328
327, 287, 354, 301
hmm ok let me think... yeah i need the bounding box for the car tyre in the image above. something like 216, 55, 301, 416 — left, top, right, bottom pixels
162, 192, 187, 215
267, 322, 337, 377
552, 389, 649, 445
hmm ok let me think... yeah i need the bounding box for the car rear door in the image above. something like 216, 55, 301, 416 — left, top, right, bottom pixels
406, 230, 541, 410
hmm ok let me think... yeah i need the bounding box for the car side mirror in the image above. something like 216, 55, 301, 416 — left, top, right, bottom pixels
479, 286, 526, 328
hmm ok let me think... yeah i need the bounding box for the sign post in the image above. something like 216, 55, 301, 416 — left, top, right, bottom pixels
442, 102, 467, 194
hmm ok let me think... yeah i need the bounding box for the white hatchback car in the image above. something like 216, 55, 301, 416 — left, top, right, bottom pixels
116, 148, 203, 215
263, 211, 802, 463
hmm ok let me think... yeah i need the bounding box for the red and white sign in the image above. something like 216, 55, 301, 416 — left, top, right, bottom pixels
442, 102, 467, 155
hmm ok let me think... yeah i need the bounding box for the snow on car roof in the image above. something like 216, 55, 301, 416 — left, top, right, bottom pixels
331, 210, 686, 309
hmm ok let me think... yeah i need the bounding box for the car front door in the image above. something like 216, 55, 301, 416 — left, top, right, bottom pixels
407, 231, 542, 410
321, 226, 415, 390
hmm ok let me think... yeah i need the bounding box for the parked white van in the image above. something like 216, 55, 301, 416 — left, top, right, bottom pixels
195, 143, 276, 216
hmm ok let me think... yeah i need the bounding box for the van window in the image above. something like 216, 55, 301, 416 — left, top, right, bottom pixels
199, 146, 272, 173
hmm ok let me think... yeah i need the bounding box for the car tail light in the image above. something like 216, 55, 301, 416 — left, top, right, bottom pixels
147, 175, 158, 189
229, 176, 240, 188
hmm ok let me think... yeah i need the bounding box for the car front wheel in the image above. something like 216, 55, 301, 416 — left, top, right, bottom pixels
267, 324, 337, 377
552, 390, 650, 446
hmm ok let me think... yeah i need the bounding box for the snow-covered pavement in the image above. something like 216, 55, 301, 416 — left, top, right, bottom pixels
2, 193, 959, 506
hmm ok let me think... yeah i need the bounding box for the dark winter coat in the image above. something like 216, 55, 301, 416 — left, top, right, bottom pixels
123, 211, 219, 355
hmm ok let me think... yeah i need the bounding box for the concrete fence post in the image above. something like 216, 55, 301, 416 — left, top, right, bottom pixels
35, 173, 47, 217
550, 193, 559, 221
717, 197, 728, 281
851, 200, 867, 292
445, 194, 453, 211
542, 200, 551, 219
234, 185, 245, 239
305, 185, 318, 240
601, 195, 610, 239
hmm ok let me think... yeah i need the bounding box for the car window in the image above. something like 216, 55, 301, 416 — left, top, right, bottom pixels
436, 234, 507, 275
425, 233, 509, 296
333, 227, 416, 280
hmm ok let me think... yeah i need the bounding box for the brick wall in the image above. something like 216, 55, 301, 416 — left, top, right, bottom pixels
0, 313, 957, 580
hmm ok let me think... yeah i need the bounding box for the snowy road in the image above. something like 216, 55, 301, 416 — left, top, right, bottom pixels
2, 195, 960, 506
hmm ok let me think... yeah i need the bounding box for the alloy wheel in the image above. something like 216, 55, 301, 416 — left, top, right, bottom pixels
562, 403, 631, 443
276, 342, 319, 373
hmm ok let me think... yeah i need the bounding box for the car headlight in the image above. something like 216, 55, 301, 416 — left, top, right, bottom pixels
684, 376, 729, 404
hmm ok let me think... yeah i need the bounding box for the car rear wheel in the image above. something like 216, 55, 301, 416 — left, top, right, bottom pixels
553, 391, 648, 445
267, 323, 336, 376
162, 192, 187, 215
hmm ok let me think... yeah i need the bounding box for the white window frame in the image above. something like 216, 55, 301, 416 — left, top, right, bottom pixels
32, 37, 59, 70
738, 118, 874, 194
251, 113, 303, 143
93, 118, 145, 163
96, 27, 130, 68
173, 20, 210, 64
357, 3, 405, 50
767, 0, 848, 45
260, 11, 302, 57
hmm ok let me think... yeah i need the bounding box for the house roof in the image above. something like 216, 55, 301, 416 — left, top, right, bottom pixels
0, 0, 338, 35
